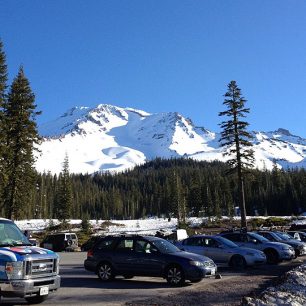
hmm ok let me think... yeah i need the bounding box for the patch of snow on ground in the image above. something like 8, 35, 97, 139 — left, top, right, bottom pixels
245, 264, 306, 306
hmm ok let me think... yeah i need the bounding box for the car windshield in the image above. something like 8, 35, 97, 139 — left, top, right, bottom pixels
0, 221, 31, 247
275, 232, 293, 240
151, 239, 181, 254
249, 232, 269, 242
216, 236, 239, 248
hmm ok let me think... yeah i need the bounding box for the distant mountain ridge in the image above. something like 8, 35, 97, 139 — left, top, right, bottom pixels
35, 104, 306, 174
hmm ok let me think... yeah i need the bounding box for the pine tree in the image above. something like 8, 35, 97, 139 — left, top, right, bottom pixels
55, 154, 73, 221
219, 81, 254, 228
1, 67, 41, 219
0, 39, 8, 198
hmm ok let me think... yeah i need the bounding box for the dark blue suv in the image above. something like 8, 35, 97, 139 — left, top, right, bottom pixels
84, 235, 217, 286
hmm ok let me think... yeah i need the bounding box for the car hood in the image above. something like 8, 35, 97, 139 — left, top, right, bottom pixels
0, 246, 56, 261
169, 250, 213, 262
283, 240, 305, 247
262, 241, 293, 249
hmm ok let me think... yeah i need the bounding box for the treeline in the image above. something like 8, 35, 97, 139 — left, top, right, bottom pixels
24, 158, 306, 220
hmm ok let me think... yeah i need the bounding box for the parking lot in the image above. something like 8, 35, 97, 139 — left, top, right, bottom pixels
1, 251, 304, 306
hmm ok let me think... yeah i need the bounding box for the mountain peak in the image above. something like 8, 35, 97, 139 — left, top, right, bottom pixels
275, 128, 292, 136
35, 104, 306, 174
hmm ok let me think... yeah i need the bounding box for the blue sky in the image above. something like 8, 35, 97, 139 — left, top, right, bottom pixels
0, 0, 306, 136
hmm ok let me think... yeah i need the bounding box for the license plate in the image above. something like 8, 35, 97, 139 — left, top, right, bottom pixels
40, 286, 49, 296
211, 269, 216, 275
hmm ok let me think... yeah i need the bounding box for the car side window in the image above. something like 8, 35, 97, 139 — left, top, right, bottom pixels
204, 238, 218, 248
115, 239, 134, 252
96, 238, 116, 250
185, 237, 198, 246
134, 239, 157, 253
134, 239, 147, 252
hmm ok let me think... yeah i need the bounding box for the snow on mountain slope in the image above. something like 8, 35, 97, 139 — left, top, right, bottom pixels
35, 104, 306, 174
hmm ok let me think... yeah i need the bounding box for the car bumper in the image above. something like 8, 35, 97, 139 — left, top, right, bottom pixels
0, 275, 61, 298
297, 247, 306, 256
84, 258, 97, 272
244, 254, 267, 266
185, 265, 217, 281
279, 250, 295, 260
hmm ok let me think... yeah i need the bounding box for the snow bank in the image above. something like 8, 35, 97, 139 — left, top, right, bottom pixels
244, 264, 306, 306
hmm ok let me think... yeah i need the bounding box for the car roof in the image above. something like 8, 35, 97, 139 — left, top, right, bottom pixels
189, 235, 216, 239
100, 235, 164, 241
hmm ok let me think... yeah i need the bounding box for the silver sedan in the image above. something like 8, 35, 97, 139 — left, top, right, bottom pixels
177, 235, 266, 269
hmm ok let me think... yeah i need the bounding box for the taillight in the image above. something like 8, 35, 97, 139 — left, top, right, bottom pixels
87, 249, 94, 257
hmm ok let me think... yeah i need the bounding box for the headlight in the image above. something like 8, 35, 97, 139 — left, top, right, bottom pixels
189, 260, 203, 266
189, 260, 215, 267
298, 245, 306, 250
5, 261, 24, 280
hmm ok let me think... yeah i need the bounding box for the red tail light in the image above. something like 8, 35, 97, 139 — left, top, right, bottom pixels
87, 249, 94, 257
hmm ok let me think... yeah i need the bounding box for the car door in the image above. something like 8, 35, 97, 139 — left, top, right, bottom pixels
131, 238, 164, 276
111, 238, 135, 274
201, 238, 228, 266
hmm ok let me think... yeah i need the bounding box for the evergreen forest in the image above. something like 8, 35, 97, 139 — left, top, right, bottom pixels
25, 158, 306, 221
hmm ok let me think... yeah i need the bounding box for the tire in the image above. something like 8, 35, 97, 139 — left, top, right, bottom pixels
264, 249, 279, 264
294, 249, 300, 258
25, 295, 48, 304
166, 265, 185, 286
67, 239, 73, 246
230, 255, 247, 270
97, 262, 114, 281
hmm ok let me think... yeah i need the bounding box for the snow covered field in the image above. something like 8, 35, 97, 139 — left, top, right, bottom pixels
15, 217, 306, 305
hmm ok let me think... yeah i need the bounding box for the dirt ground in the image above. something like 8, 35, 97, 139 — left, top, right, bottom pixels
126, 258, 303, 306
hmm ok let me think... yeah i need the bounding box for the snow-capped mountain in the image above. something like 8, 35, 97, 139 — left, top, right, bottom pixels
35, 104, 306, 174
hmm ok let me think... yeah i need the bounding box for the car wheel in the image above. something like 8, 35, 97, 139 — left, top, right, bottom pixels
166, 265, 185, 286
230, 255, 246, 270
25, 295, 48, 304
97, 262, 114, 281
264, 249, 279, 264
294, 249, 300, 258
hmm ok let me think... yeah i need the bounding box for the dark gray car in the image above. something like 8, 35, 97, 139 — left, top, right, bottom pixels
84, 235, 217, 286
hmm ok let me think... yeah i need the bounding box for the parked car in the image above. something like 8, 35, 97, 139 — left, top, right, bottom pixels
219, 231, 295, 264
84, 235, 217, 286
256, 230, 306, 257
176, 235, 266, 269
41, 232, 78, 252
287, 231, 306, 242
81, 235, 102, 251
